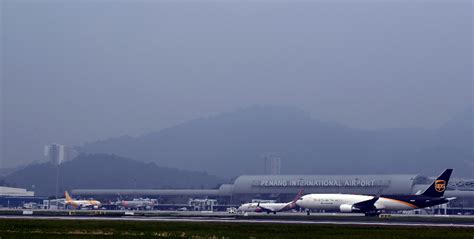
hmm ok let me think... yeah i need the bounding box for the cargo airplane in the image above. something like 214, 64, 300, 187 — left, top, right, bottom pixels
238, 190, 303, 214
64, 191, 101, 209
296, 169, 455, 216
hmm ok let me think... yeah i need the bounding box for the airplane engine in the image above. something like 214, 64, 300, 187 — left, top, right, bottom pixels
339, 204, 356, 213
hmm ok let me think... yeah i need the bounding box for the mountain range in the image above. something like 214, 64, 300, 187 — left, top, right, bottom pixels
79, 106, 473, 178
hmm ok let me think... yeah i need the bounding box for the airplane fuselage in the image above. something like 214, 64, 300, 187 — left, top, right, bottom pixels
296, 194, 449, 212
121, 200, 154, 210
66, 200, 101, 209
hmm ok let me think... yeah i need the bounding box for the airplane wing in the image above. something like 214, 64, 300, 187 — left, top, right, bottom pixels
79, 203, 92, 208
257, 204, 278, 212
78, 202, 100, 209
352, 196, 379, 212
256, 202, 286, 212
256, 204, 274, 212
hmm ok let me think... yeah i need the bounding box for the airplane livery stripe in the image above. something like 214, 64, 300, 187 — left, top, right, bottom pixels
381, 197, 418, 209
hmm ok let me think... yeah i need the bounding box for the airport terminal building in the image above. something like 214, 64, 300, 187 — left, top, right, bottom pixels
73, 173, 474, 212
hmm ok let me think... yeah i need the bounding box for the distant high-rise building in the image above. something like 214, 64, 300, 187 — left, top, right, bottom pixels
44, 143, 78, 165
263, 153, 281, 175
44, 144, 64, 165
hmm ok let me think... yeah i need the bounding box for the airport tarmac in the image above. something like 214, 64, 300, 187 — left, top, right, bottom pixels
0, 211, 473, 228
3, 208, 474, 218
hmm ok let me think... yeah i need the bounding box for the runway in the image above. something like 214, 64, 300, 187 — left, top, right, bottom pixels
1, 214, 473, 228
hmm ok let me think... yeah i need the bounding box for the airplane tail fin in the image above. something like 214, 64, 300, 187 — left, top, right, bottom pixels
287, 189, 305, 209
65, 191, 73, 202
420, 169, 452, 198
291, 189, 304, 204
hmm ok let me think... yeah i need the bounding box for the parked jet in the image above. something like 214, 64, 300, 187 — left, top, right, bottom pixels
64, 191, 101, 209
238, 190, 303, 214
118, 198, 156, 210
296, 169, 455, 216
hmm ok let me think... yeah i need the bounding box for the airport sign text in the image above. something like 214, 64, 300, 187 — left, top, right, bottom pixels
252, 179, 386, 187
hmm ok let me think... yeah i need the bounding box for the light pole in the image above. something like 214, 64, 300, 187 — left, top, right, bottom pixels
55, 164, 59, 199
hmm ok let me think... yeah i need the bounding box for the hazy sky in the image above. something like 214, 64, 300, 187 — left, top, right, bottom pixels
1, 0, 472, 168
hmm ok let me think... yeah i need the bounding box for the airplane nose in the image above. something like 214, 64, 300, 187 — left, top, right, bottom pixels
296, 197, 304, 207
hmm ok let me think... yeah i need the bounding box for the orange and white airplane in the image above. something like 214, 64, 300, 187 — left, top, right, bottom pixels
64, 191, 101, 209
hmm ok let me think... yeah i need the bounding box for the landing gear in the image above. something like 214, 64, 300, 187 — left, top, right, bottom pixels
364, 212, 380, 217
273, 212, 277, 215
306, 209, 311, 216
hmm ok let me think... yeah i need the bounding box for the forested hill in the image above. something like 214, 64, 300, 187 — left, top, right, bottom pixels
3, 153, 223, 196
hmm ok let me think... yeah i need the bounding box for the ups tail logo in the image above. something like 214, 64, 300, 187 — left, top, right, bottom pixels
435, 180, 446, 193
